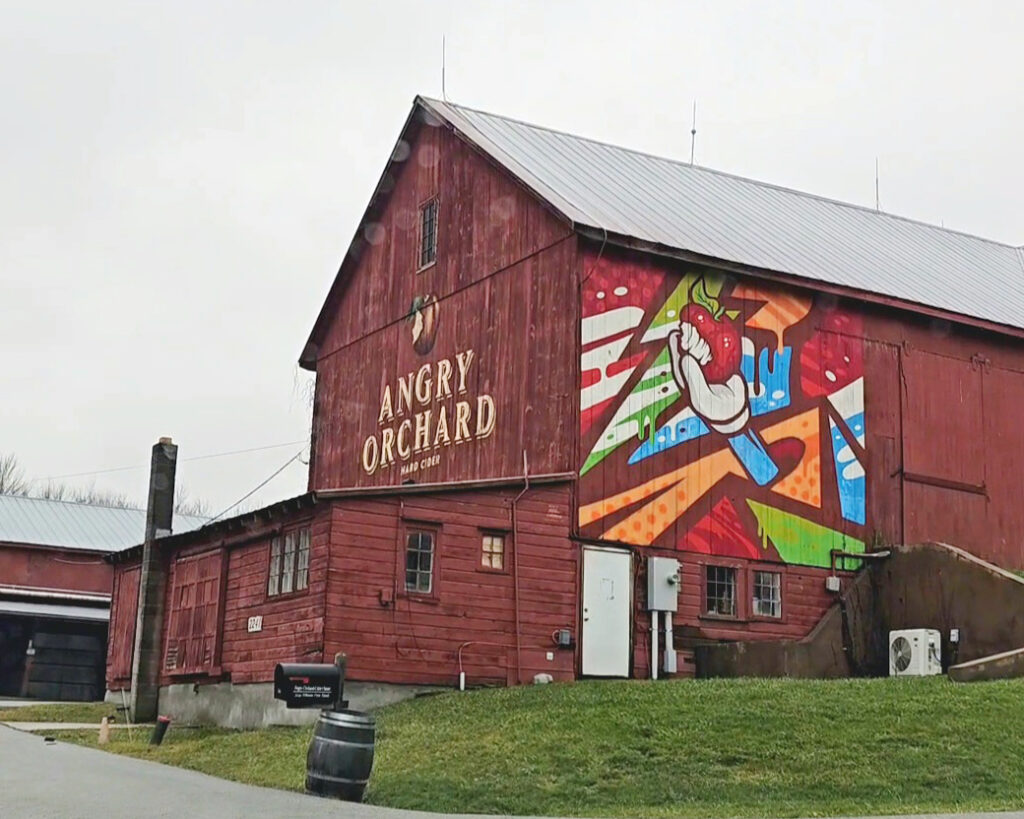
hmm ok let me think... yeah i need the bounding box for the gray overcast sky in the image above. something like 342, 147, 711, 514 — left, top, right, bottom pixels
2, 1, 1020, 515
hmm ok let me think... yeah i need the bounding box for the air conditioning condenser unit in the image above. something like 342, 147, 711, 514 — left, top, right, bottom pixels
889, 628, 942, 677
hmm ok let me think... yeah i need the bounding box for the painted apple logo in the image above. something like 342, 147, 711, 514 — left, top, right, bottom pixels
408, 294, 439, 355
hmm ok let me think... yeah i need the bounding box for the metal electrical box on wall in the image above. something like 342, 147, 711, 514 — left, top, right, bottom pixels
647, 557, 680, 611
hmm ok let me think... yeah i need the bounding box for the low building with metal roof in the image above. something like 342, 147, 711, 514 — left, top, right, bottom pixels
0, 495, 205, 701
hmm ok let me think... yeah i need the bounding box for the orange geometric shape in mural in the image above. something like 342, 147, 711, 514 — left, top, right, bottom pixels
679, 497, 764, 559
762, 408, 822, 508
600, 447, 743, 545
731, 284, 812, 353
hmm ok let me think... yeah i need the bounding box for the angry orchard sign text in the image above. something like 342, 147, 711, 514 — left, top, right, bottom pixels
361, 349, 496, 476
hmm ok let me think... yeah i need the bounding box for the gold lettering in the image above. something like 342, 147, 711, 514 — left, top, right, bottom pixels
414, 363, 433, 406
380, 428, 396, 467
454, 400, 472, 443
414, 410, 431, 452
397, 373, 414, 416
436, 358, 453, 400
396, 419, 412, 459
476, 394, 496, 439
361, 436, 379, 474
378, 385, 394, 425
455, 349, 475, 394
433, 405, 451, 447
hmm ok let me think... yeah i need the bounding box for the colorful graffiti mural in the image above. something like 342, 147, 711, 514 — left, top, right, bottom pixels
578, 260, 866, 569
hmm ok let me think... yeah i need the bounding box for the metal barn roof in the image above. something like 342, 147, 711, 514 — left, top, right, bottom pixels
420, 97, 1024, 332
0, 494, 207, 553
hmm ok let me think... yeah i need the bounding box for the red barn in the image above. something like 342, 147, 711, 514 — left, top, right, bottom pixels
107, 97, 1024, 725
0, 495, 203, 701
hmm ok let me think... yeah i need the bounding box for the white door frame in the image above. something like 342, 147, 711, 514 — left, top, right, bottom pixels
580, 545, 633, 678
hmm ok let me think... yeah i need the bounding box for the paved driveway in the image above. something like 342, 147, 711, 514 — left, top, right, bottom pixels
0, 725, 405, 819
2, 725, 1023, 819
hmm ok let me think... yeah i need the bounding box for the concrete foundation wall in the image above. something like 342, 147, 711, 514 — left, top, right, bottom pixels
107, 680, 445, 729
875, 542, 1024, 667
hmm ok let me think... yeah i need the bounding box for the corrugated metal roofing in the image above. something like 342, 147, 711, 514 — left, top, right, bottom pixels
420, 97, 1024, 332
0, 494, 206, 553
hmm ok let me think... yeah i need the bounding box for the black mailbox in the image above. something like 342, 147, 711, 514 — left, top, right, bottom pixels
274, 654, 348, 710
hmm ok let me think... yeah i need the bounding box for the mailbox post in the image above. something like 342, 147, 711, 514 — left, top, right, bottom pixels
273, 653, 375, 803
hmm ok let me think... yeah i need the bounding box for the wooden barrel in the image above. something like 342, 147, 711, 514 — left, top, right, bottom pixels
305, 709, 376, 801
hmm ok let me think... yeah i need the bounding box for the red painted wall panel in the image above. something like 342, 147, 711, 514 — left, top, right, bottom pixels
106, 561, 140, 690
323, 485, 576, 687
0, 543, 112, 595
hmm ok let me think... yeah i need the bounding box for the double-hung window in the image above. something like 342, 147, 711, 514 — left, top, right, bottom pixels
705, 565, 737, 617
405, 529, 435, 594
268, 528, 311, 597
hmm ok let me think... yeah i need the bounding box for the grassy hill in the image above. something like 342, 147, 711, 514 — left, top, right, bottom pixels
36, 677, 1024, 817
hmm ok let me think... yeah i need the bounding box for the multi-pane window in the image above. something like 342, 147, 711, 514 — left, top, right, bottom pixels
705, 565, 737, 617
753, 570, 782, 618
418, 198, 438, 269
481, 534, 505, 570
405, 530, 435, 593
268, 528, 311, 597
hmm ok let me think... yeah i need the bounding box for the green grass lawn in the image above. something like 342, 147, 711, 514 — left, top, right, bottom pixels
39, 678, 1024, 818
0, 701, 116, 723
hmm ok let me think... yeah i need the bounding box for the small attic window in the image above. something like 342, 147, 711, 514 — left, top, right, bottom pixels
418, 198, 438, 270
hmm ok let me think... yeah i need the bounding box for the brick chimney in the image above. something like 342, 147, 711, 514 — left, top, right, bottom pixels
129, 437, 178, 722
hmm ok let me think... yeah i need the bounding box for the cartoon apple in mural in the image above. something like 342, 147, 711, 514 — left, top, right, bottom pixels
678, 280, 743, 383
669, 278, 751, 435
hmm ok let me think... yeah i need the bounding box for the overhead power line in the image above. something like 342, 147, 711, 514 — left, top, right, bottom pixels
204, 447, 308, 525
25, 440, 309, 484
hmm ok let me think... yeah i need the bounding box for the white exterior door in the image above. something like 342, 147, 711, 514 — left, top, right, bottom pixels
581, 547, 631, 677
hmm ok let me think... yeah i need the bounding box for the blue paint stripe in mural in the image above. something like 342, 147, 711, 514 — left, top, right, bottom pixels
727, 428, 779, 486
628, 413, 709, 464
830, 414, 866, 524
748, 347, 792, 417
629, 346, 792, 465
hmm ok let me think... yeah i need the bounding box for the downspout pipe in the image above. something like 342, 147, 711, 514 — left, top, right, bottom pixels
511, 450, 530, 685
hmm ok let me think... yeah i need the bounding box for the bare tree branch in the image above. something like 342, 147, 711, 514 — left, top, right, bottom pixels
0, 453, 28, 495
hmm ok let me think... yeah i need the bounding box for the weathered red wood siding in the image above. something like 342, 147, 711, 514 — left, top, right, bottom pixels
323, 484, 576, 687
106, 560, 140, 690
0, 543, 111, 595
154, 506, 330, 687
861, 308, 1024, 568
309, 114, 578, 490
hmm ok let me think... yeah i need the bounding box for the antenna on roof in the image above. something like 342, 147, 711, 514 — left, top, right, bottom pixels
875, 157, 880, 211
441, 35, 448, 102
689, 100, 697, 166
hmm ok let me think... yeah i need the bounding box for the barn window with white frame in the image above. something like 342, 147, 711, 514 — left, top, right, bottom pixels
268, 527, 311, 597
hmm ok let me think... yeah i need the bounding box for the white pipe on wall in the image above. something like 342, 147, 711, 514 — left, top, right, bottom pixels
651, 610, 659, 680
664, 611, 677, 674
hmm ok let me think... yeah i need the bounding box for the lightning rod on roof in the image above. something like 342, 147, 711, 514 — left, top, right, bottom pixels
690, 100, 697, 166
875, 157, 880, 212
441, 36, 448, 102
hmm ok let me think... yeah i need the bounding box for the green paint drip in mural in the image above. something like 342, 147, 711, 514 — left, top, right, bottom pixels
746, 500, 864, 569
580, 349, 679, 476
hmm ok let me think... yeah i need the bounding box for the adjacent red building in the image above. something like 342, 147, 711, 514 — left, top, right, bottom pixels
106, 97, 1024, 724
0, 495, 202, 701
